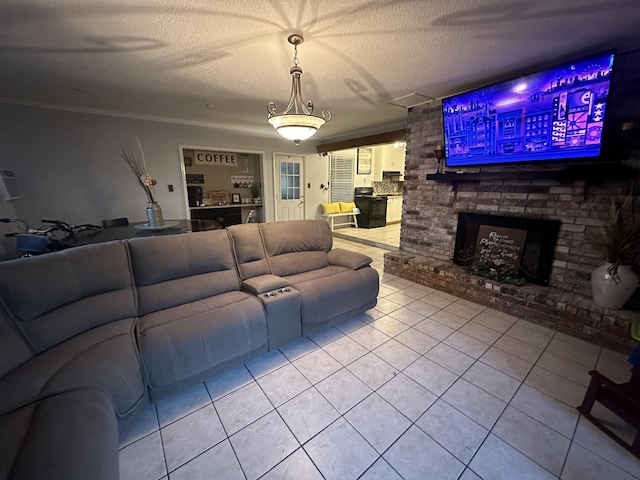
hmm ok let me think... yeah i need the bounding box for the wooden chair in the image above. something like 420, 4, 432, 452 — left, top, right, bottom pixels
578, 317, 640, 458
577, 368, 640, 458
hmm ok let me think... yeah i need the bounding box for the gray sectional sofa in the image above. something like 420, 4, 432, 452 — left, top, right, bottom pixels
0, 219, 379, 480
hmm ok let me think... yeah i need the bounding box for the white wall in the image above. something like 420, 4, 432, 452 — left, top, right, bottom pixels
304, 154, 330, 219
0, 104, 314, 259
354, 147, 376, 187
379, 143, 406, 174
354, 144, 406, 185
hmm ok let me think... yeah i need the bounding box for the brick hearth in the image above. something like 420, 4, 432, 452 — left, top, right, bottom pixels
384, 250, 639, 352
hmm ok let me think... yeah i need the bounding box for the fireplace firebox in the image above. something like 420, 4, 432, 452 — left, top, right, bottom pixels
453, 213, 561, 285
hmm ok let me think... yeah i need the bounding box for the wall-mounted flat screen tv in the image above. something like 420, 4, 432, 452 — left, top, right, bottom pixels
442, 51, 616, 167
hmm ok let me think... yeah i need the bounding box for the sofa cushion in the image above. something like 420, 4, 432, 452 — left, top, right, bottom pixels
0, 318, 145, 417
227, 223, 270, 280
328, 248, 373, 270
138, 291, 267, 394
0, 241, 136, 352
260, 220, 332, 276
128, 230, 241, 316
283, 265, 350, 285
0, 310, 33, 380
289, 267, 380, 329
0, 388, 118, 480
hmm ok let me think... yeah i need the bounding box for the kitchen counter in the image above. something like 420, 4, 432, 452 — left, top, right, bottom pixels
386, 195, 403, 224
190, 204, 261, 226
190, 204, 262, 209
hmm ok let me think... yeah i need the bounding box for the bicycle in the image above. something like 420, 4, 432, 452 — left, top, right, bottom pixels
2, 219, 102, 257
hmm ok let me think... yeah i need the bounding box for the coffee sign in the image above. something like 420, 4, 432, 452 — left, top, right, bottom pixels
473, 225, 527, 269
194, 150, 238, 167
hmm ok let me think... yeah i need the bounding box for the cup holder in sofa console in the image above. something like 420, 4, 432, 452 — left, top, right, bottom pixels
239, 274, 300, 349
258, 287, 301, 349
264, 288, 292, 297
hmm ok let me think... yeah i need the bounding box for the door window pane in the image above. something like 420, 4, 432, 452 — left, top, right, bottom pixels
280, 161, 301, 201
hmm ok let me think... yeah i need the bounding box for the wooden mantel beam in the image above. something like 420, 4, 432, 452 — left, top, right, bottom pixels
316, 129, 407, 153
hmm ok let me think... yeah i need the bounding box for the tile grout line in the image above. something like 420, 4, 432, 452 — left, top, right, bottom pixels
154, 402, 171, 480
351, 299, 503, 472
353, 243, 637, 478
402, 301, 562, 477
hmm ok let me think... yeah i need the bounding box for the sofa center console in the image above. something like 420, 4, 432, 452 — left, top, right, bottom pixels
257, 286, 301, 350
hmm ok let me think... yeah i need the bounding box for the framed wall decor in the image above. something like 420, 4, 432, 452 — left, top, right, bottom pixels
357, 148, 372, 175
232, 193, 241, 204
185, 173, 205, 184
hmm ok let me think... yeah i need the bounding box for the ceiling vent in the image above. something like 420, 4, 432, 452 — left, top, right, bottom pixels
387, 93, 434, 109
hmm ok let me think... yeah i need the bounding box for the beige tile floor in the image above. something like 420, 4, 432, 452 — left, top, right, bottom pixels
332, 223, 401, 250
118, 238, 640, 480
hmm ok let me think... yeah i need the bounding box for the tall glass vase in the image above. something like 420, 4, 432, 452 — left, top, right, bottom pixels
146, 201, 164, 227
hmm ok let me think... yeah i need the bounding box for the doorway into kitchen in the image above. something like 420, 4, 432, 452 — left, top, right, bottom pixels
327, 142, 404, 251
179, 146, 264, 227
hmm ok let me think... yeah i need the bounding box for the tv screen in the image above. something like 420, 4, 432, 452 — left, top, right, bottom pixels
442, 51, 615, 167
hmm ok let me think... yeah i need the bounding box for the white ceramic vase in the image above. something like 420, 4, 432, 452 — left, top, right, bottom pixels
591, 263, 639, 310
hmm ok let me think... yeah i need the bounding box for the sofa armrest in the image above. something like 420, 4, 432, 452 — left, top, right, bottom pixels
328, 249, 373, 270
242, 274, 290, 295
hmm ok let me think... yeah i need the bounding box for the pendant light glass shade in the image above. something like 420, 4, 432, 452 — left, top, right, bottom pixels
267, 114, 326, 141
267, 34, 331, 144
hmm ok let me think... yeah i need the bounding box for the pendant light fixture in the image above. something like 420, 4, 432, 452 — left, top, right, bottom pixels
267, 34, 331, 145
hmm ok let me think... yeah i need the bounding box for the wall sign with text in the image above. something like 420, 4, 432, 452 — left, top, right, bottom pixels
194, 150, 238, 167
357, 148, 372, 175
186, 174, 205, 184
473, 225, 527, 269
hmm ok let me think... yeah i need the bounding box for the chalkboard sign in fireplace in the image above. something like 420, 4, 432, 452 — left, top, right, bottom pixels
454, 213, 561, 285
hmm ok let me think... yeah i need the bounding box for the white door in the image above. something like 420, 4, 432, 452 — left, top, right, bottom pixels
274, 154, 304, 221
304, 153, 330, 220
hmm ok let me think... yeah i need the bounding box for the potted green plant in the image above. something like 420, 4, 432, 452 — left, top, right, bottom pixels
250, 183, 261, 204
591, 196, 640, 309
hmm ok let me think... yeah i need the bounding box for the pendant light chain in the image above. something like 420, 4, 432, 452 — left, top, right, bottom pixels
293, 43, 299, 67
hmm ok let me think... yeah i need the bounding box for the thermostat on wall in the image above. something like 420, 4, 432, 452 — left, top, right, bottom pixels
0, 170, 22, 200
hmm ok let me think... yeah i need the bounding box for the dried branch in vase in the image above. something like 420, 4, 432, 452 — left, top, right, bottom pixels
120, 137, 157, 203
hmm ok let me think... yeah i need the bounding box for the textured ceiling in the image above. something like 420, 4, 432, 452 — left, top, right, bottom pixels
1, 0, 640, 141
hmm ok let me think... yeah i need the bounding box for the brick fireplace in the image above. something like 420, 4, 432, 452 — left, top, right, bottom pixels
453, 212, 561, 286
384, 51, 640, 352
